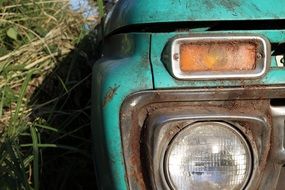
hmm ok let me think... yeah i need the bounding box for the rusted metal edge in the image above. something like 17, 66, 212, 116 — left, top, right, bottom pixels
120, 86, 285, 190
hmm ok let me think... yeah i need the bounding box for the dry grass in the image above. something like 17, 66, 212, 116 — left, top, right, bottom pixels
0, 0, 85, 130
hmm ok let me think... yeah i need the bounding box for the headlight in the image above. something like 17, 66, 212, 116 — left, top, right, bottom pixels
164, 122, 252, 190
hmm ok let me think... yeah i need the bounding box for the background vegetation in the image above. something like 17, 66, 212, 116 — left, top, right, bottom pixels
0, 0, 105, 189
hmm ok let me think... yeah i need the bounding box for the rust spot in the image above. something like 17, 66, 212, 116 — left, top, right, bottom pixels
141, 52, 149, 69
205, 0, 215, 9
219, 0, 240, 11
102, 85, 120, 107
128, 109, 148, 190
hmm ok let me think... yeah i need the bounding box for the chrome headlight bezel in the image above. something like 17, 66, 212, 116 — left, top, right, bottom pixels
119, 88, 283, 190
144, 105, 269, 190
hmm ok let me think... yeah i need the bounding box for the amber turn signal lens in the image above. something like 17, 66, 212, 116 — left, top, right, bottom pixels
180, 42, 257, 72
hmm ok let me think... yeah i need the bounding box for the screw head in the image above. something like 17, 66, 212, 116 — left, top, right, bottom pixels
281, 57, 284, 64
173, 53, 179, 61
256, 53, 263, 59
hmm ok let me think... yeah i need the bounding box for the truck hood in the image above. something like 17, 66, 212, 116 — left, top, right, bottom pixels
105, 0, 285, 35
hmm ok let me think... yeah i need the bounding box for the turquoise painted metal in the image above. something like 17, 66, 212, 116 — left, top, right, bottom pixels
105, 0, 285, 35
91, 33, 153, 189
150, 30, 285, 89
92, 0, 285, 189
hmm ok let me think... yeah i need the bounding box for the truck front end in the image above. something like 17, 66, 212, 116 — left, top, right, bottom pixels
91, 0, 285, 189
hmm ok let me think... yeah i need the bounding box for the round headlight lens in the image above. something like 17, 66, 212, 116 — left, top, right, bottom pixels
165, 122, 252, 190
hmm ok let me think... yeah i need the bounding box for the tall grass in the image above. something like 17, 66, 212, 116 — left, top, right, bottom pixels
0, 0, 97, 189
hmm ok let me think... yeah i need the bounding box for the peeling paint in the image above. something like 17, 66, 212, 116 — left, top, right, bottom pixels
219, 0, 241, 11
103, 85, 120, 107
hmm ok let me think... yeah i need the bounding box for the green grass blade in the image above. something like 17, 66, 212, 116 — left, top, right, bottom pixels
23, 155, 34, 168
11, 71, 33, 125
57, 75, 68, 93
3, 140, 31, 189
20, 143, 89, 157
30, 126, 39, 190
97, 0, 104, 19
34, 123, 58, 132
0, 89, 4, 118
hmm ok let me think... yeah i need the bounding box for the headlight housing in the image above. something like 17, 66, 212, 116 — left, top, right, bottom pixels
164, 122, 252, 190
120, 91, 273, 190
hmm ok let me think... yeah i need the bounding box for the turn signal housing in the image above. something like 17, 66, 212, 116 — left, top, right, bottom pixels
163, 34, 270, 80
